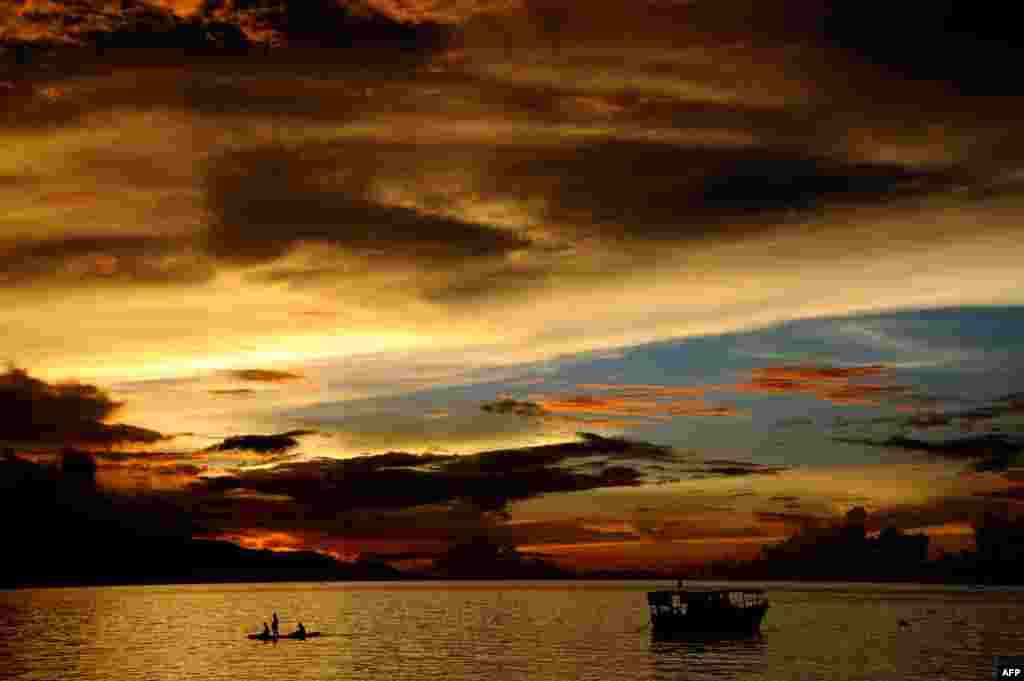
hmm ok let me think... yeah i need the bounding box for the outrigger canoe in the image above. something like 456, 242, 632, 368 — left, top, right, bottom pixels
247, 632, 321, 640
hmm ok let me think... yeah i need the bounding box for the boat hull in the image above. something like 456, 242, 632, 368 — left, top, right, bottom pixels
650, 603, 768, 635
247, 632, 321, 640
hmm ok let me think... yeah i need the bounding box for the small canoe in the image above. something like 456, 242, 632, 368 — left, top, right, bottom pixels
248, 632, 321, 640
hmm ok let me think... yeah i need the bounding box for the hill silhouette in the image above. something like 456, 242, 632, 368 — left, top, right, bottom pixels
429, 536, 573, 579
0, 449, 406, 588
686, 506, 1024, 585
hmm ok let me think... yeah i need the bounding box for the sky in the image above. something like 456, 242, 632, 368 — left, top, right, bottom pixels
2, 0, 1023, 571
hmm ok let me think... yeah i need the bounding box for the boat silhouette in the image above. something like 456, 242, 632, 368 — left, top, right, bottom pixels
247, 631, 321, 641
647, 584, 768, 635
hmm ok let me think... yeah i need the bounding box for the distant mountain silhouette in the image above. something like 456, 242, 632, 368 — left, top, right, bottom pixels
0, 449, 405, 588
429, 536, 573, 579
6, 448, 1020, 586
687, 506, 1024, 585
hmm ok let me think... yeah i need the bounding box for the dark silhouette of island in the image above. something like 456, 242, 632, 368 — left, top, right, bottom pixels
0, 449, 405, 588
683, 506, 1024, 585
4, 449, 1022, 586
430, 536, 573, 580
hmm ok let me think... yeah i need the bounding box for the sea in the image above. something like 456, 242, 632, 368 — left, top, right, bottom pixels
1, 581, 1022, 680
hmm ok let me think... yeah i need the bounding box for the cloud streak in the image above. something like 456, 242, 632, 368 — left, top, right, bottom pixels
205, 429, 316, 454
0, 234, 213, 288
835, 434, 1024, 473
225, 368, 303, 382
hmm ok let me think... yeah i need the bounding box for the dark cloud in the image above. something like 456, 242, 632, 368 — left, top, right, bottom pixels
202, 144, 532, 267
973, 487, 1024, 501
2, 0, 450, 54
225, 368, 303, 382
196, 138, 973, 306
0, 234, 214, 288
753, 365, 889, 381
483, 142, 964, 246
836, 392, 1024, 433
944, 398, 1024, 429
208, 388, 256, 396
687, 459, 788, 477
481, 398, 547, 418
206, 429, 315, 454
0, 368, 165, 445
754, 510, 826, 528
458, 431, 680, 465
419, 260, 558, 304
675, 0, 1023, 95
90, 449, 191, 465
820, 2, 1022, 96
197, 0, 451, 50
832, 414, 911, 429
1, 2, 453, 132
702, 466, 785, 477
177, 71, 376, 121
3, 2, 247, 50
0, 450, 406, 586
835, 433, 1024, 473
903, 412, 954, 429
867, 495, 1008, 534
776, 416, 815, 427
192, 433, 672, 530
116, 462, 208, 477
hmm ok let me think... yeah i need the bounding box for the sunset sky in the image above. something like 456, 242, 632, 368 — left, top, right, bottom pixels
3, 0, 1023, 571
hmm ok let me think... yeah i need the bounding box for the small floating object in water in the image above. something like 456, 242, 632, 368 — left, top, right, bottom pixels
898, 619, 910, 628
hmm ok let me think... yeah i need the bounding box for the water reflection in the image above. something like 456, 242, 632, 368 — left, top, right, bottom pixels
649, 632, 767, 680
2, 582, 1023, 681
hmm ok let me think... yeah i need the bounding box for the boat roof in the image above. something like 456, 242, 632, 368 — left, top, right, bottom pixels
647, 585, 761, 602
647, 588, 765, 598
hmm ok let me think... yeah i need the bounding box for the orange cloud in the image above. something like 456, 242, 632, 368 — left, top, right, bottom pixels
730, 364, 909, 406
536, 394, 743, 420
153, 0, 205, 14
207, 530, 309, 553
750, 365, 889, 381
518, 536, 775, 570
576, 383, 710, 396
572, 367, 907, 411
539, 394, 672, 419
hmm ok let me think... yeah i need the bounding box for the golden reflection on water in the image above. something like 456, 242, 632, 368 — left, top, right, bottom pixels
1, 582, 1023, 681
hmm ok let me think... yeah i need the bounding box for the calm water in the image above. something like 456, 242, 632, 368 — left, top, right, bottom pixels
1, 581, 1022, 680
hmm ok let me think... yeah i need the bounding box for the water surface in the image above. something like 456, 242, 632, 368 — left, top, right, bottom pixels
2, 581, 1021, 680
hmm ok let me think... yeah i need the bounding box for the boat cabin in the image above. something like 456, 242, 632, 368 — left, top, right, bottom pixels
648, 589, 767, 617
646, 588, 769, 634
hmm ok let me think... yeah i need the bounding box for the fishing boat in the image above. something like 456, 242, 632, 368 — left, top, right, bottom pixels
647, 584, 768, 635
247, 631, 321, 640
